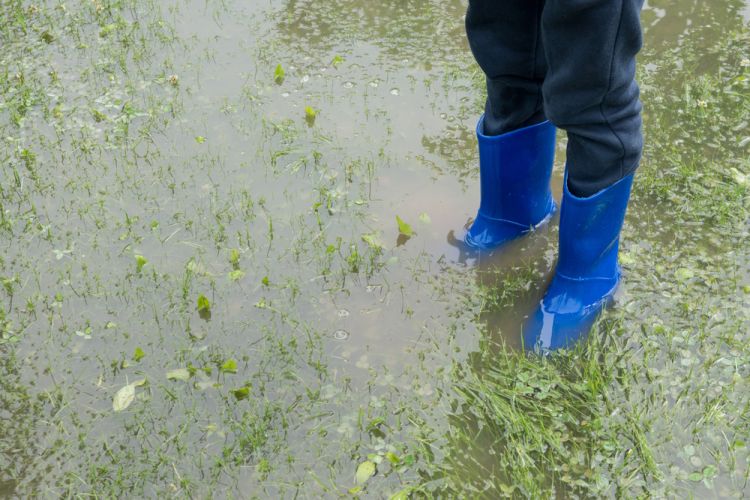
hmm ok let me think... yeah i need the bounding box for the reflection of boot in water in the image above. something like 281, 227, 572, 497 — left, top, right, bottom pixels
523, 173, 634, 352
463, 117, 557, 250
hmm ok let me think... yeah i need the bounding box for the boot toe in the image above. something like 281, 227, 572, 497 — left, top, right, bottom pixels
522, 276, 619, 353
464, 213, 529, 249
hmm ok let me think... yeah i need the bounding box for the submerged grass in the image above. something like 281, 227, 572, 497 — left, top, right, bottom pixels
405, 15, 750, 499
429, 330, 656, 497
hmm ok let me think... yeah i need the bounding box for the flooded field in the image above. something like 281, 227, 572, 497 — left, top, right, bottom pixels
1, 0, 749, 497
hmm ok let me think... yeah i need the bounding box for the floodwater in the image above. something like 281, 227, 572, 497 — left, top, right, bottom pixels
1, 0, 749, 497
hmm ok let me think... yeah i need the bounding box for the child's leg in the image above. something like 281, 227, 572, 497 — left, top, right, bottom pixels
465, 0, 547, 136
541, 0, 645, 197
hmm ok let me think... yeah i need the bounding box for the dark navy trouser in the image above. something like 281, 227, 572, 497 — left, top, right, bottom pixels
465, 0, 645, 197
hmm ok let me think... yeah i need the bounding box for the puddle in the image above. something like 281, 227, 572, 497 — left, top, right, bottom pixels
1, 0, 749, 497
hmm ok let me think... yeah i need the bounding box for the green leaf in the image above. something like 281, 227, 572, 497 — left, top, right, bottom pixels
367, 417, 385, 430
112, 382, 136, 412
194, 135, 206, 144
703, 465, 717, 478
675, 267, 694, 281
274, 64, 285, 84
261, 276, 270, 286
229, 248, 240, 270
361, 233, 383, 249
688, 471, 704, 482
195, 380, 218, 391
99, 23, 118, 37
385, 452, 400, 465
355, 460, 376, 484
395, 216, 414, 237
232, 386, 251, 400
220, 359, 238, 374
135, 255, 147, 272
166, 368, 190, 381
133, 347, 145, 362
197, 294, 211, 313
228, 269, 245, 282
389, 488, 411, 500
331, 55, 344, 68
304, 106, 317, 126
418, 212, 431, 224
619, 251, 635, 266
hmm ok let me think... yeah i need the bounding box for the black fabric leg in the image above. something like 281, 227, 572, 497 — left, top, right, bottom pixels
541, 0, 645, 196
464, 0, 645, 196
465, 0, 547, 136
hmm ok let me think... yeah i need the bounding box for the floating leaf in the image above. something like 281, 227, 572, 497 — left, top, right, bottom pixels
703, 465, 717, 478
75, 327, 92, 339
355, 460, 376, 484
113, 382, 136, 412
166, 368, 190, 381
305, 106, 317, 126
274, 64, 285, 84
228, 269, 245, 282
331, 55, 344, 68
418, 212, 431, 224
385, 452, 400, 465
229, 248, 240, 270
135, 254, 147, 272
197, 294, 211, 320
261, 276, 270, 286
195, 380, 218, 391
688, 471, 704, 482
220, 359, 238, 374
361, 233, 383, 249
133, 347, 145, 362
195, 135, 206, 144
395, 216, 414, 237
232, 386, 251, 400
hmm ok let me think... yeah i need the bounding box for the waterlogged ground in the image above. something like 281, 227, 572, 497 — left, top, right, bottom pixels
1, 0, 749, 497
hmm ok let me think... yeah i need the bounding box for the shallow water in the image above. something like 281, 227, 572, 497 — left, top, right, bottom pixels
1, 0, 749, 497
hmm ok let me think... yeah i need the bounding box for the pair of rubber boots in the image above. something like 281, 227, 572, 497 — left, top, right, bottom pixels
465, 117, 634, 352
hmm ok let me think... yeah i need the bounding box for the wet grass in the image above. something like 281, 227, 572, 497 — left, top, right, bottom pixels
404, 15, 750, 499
1, 0, 749, 498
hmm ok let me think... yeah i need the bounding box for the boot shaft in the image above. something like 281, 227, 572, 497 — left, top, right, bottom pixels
556, 173, 635, 281
476, 118, 557, 226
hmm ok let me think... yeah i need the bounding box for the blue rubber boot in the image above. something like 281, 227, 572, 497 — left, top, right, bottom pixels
464, 117, 557, 249
523, 173, 635, 352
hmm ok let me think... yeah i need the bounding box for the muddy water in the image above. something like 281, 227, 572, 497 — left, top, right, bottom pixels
1, 0, 749, 497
